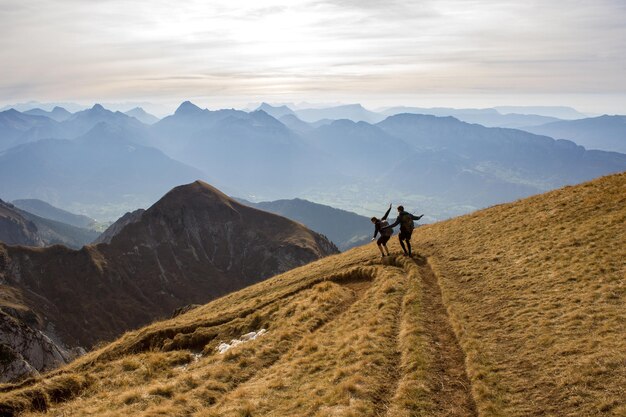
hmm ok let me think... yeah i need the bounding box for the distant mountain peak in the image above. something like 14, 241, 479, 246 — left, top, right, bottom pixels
255, 103, 294, 119
258, 102, 291, 111
175, 101, 203, 115
124, 107, 160, 124
91, 104, 105, 111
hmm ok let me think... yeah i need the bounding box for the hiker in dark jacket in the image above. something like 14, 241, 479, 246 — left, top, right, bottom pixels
371, 203, 393, 257
383, 205, 423, 256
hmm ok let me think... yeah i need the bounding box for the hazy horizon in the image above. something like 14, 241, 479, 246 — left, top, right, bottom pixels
1, 97, 623, 119
1, 1, 625, 115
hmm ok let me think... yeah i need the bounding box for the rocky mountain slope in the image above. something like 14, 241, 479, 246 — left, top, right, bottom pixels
11, 199, 96, 230
1, 173, 622, 416
92, 209, 145, 244
0, 201, 43, 247
0, 181, 337, 382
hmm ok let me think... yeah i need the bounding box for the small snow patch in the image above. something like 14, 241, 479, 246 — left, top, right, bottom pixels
216, 329, 267, 354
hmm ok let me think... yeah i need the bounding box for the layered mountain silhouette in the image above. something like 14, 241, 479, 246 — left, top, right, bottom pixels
0, 181, 337, 381
1, 102, 625, 222
23, 106, 72, 122
0, 199, 99, 249
521, 115, 626, 154
11, 199, 96, 229
302, 119, 412, 177
255, 102, 295, 119
240, 197, 372, 250
294, 103, 384, 123
0, 110, 63, 151
2, 173, 622, 415
149, 103, 341, 198
124, 107, 160, 124
374, 113, 626, 205
380, 106, 562, 128
494, 105, 587, 119
0, 123, 202, 217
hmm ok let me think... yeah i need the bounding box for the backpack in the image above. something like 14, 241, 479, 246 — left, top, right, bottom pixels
379, 220, 393, 237
399, 212, 414, 232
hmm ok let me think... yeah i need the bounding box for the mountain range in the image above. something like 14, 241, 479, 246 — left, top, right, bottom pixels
0, 181, 337, 381
0, 101, 624, 223
520, 114, 626, 154
0, 122, 203, 219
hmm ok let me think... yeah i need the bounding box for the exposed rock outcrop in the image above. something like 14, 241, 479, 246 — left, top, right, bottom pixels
92, 209, 145, 244
0, 310, 72, 382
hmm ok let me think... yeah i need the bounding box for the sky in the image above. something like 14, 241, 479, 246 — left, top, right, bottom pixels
1, 0, 625, 114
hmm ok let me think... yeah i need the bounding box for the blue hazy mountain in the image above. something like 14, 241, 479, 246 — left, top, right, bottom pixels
302, 119, 413, 177
380, 106, 562, 128
12, 199, 96, 229
256, 102, 296, 119
0, 109, 64, 150
1, 101, 625, 222
150, 102, 342, 198
23, 106, 73, 122
294, 104, 385, 123
494, 106, 587, 119
0, 122, 203, 211
124, 107, 160, 125
278, 114, 316, 133
520, 115, 626, 154
0, 101, 86, 113
56, 103, 147, 138
376, 114, 626, 201
4, 104, 149, 147
240, 197, 372, 251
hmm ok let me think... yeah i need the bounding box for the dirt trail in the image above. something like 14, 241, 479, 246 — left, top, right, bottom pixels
373, 268, 406, 417
413, 255, 477, 416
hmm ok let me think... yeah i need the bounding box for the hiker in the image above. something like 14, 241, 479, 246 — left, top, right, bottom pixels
370, 203, 393, 257
382, 205, 423, 256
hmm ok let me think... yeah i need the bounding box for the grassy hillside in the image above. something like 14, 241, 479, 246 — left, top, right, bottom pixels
1, 173, 624, 416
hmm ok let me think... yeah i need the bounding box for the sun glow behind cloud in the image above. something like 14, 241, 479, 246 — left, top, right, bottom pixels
0, 0, 625, 111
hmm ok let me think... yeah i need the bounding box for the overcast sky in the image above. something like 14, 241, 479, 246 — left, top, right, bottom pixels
1, 0, 625, 113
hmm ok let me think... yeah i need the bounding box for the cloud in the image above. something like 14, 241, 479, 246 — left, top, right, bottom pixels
0, 0, 624, 111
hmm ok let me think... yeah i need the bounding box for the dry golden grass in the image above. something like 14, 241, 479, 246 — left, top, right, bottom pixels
0, 172, 624, 417
414, 172, 626, 416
